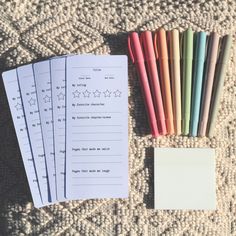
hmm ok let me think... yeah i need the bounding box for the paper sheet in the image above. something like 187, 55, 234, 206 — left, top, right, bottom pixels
66, 55, 128, 199
17, 64, 50, 204
154, 148, 216, 210
50, 57, 66, 201
33, 61, 57, 202
2, 69, 43, 207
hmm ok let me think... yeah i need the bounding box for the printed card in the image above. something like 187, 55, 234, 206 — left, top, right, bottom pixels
66, 55, 129, 199
17, 64, 50, 204
2, 69, 43, 207
50, 57, 66, 201
33, 61, 57, 202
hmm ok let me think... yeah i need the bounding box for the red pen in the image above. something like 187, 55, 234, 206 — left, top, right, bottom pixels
128, 32, 159, 137
140, 31, 167, 135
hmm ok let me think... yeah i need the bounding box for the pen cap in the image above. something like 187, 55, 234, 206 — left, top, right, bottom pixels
183, 28, 193, 59
170, 29, 180, 60
218, 35, 232, 65
155, 28, 168, 59
195, 32, 207, 60
128, 32, 145, 63
140, 31, 156, 61
207, 32, 220, 63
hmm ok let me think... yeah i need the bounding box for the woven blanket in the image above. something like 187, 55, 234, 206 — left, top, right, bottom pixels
0, 0, 235, 235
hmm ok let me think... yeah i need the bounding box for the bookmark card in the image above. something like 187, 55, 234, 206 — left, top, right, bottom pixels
66, 55, 128, 199
154, 148, 216, 210
33, 61, 57, 202
17, 64, 50, 204
2, 69, 43, 208
50, 57, 66, 201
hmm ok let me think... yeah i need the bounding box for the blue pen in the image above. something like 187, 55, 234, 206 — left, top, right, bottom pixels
190, 32, 207, 136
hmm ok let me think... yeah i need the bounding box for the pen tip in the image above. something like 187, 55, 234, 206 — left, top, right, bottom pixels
187, 27, 192, 32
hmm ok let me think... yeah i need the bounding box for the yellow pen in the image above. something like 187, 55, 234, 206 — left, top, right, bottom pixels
169, 29, 181, 134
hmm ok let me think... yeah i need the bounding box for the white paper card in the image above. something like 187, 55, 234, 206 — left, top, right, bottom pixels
50, 57, 66, 201
33, 61, 57, 202
154, 148, 216, 210
66, 55, 128, 199
17, 64, 50, 204
2, 69, 43, 207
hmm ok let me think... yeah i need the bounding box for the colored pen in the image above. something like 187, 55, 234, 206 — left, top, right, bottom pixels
169, 29, 181, 135
190, 32, 207, 136
207, 35, 232, 137
154, 28, 174, 134
140, 31, 166, 135
198, 32, 220, 136
182, 28, 194, 135
128, 32, 160, 137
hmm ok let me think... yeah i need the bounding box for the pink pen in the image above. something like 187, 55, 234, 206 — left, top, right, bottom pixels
128, 32, 159, 137
140, 31, 166, 135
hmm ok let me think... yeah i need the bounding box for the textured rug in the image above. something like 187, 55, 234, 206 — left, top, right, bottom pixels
0, 0, 235, 235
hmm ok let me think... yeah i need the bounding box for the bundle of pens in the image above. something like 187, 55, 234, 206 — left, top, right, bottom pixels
128, 28, 232, 138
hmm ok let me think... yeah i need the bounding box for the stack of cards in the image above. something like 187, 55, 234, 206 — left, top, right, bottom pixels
2, 55, 129, 207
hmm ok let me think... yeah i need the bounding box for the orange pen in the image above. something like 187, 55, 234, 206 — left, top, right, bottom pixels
154, 28, 174, 134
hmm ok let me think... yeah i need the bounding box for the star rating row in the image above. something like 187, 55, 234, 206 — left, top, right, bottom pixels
16, 89, 122, 109
72, 89, 122, 98
23, 93, 64, 108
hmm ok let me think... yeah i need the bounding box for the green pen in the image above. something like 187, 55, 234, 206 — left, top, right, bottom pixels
182, 28, 194, 135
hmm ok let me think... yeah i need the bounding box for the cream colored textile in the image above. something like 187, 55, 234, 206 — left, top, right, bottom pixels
0, 0, 235, 235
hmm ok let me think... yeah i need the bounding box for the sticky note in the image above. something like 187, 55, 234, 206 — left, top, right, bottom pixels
154, 148, 216, 210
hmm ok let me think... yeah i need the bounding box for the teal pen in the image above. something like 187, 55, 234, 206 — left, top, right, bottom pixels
190, 32, 207, 136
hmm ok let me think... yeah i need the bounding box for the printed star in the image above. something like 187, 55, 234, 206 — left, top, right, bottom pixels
93, 90, 101, 98
103, 89, 111, 97
43, 95, 51, 103
15, 103, 22, 110
28, 98, 36, 106
57, 92, 65, 101
73, 90, 80, 98
83, 90, 91, 98
113, 90, 122, 97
